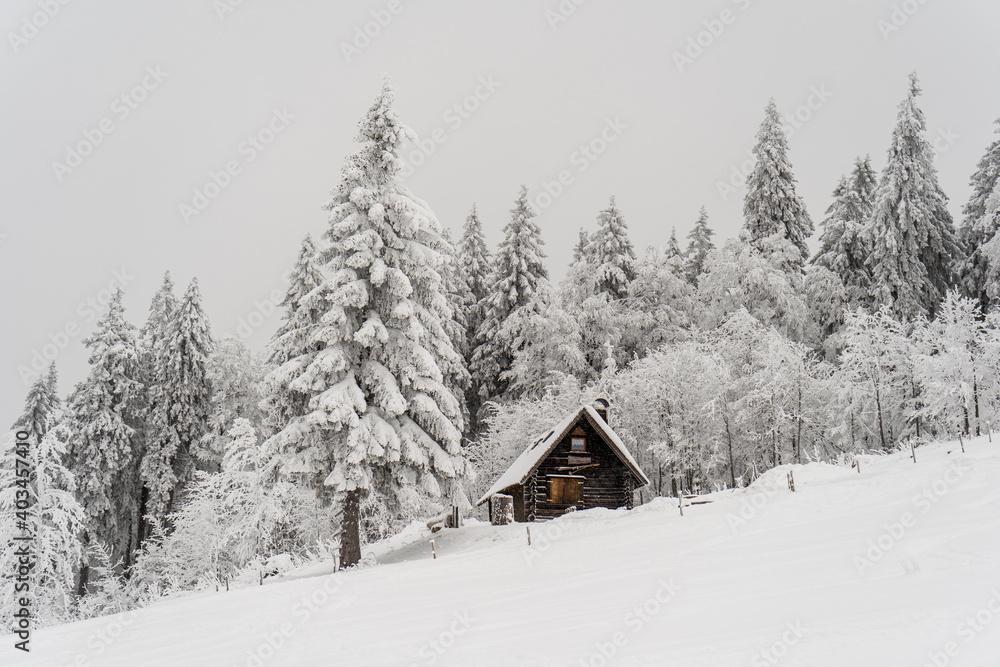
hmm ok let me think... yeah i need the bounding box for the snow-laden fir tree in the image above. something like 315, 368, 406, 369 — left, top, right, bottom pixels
470, 185, 548, 402
138, 272, 177, 382
440, 227, 469, 345
666, 227, 682, 260
12, 362, 60, 442
958, 119, 1000, 311
813, 156, 878, 305
866, 73, 961, 321
63, 289, 143, 568
684, 206, 715, 284
0, 422, 87, 630
743, 99, 814, 269
978, 180, 1000, 304
135, 272, 177, 544
141, 278, 213, 530
457, 205, 492, 425
591, 195, 636, 299
266, 79, 473, 567
572, 228, 592, 263
261, 235, 327, 438
437, 227, 473, 430
458, 204, 492, 338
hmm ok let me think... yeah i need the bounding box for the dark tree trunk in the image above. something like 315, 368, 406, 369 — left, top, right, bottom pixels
339, 490, 362, 569
137, 486, 149, 544
724, 414, 736, 489
795, 385, 803, 463
974, 376, 981, 437
76, 531, 91, 597
875, 382, 888, 450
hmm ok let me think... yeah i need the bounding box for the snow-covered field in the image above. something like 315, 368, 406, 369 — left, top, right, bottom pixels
4, 437, 999, 666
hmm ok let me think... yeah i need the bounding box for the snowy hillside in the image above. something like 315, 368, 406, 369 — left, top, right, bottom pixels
4, 436, 999, 666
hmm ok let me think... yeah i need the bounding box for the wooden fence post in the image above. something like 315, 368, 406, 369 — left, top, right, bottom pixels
787, 470, 796, 492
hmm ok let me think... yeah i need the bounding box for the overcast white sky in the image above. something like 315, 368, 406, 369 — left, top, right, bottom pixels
3, 0, 1000, 422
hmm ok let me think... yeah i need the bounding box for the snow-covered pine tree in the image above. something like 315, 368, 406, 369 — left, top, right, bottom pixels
743, 99, 814, 269
63, 289, 143, 568
666, 227, 682, 260
261, 235, 327, 438
958, 119, 1000, 311
437, 227, 472, 430
457, 205, 492, 426
591, 195, 636, 299
572, 228, 592, 263
866, 73, 962, 321
470, 185, 548, 402
12, 362, 60, 442
458, 204, 492, 338
266, 79, 473, 567
978, 180, 1000, 304
141, 278, 213, 531
684, 206, 715, 284
134, 271, 177, 548
813, 156, 878, 305
138, 272, 177, 382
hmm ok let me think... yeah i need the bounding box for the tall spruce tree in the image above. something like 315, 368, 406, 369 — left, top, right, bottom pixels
64, 290, 143, 568
591, 195, 636, 299
959, 119, 1000, 310
141, 278, 213, 530
12, 362, 60, 442
134, 272, 176, 548
458, 205, 492, 349
261, 235, 327, 438
457, 205, 492, 425
685, 206, 715, 284
572, 228, 592, 263
743, 99, 814, 269
866, 73, 961, 320
813, 156, 878, 303
438, 227, 472, 430
265, 79, 473, 567
138, 272, 177, 380
666, 227, 682, 260
470, 185, 548, 402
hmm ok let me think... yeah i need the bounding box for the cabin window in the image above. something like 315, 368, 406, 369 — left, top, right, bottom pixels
570, 436, 586, 452
548, 476, 583, 504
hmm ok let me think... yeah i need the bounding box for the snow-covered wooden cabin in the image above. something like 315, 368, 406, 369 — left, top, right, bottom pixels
477, 399, 650, 522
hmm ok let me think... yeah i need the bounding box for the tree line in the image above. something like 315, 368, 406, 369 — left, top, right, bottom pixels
5, 71, 1000, 630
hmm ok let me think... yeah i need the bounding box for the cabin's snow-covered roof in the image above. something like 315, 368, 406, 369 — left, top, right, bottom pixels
476, 404, 650, 506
